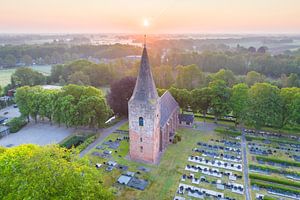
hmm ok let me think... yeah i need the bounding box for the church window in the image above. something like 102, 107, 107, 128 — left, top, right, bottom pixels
139, 117, 144, 126
140, 146, 143, 153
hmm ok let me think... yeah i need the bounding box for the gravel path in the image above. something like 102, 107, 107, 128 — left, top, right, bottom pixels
79, 119, 127, 157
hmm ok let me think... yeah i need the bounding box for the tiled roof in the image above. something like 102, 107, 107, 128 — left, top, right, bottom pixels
160, 91, 179, 127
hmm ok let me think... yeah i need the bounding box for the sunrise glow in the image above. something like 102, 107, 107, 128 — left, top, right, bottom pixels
0, 0, 300, 33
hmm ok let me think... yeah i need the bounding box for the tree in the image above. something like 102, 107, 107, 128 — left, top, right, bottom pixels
286, 73, 300, 87
245, 71, 265, 86
230, 83, 249, 126
68, 71, 91, 86
246, 83, 283, 129
175, 65, 206, 90
210, 69, 236, 87
11, 67, 46, 87
209, 80, 231, 122
191, 87, 212, 122
257, 46, 268, 53
4, 54, 16, 67
152, 65, 175, 89
169, 87, 191, 112
0, 145, 113, 199
291, 93, 300, 125
15, 86, 31, 122
279, 87, 300, 126
21, 55, 33, 66
108, 77, 136, 116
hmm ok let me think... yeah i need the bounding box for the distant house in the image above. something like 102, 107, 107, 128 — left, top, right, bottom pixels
179, 114, 194, 126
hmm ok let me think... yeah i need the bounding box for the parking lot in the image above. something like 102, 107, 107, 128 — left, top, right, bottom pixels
0, 122, 74, 147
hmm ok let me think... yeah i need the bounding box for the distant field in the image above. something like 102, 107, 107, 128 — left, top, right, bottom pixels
0, 65, 52, 87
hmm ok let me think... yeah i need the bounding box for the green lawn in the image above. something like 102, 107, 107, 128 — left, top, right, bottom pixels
85, 127, 245, 200
0, 65, 52, 87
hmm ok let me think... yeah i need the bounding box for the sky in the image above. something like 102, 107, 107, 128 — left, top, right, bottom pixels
0, 0, 300, 34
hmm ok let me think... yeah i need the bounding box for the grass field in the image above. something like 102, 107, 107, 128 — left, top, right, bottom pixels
0, 65, 52, 87
85, 127, 245, 200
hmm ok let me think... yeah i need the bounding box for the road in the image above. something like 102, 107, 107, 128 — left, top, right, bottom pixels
241, 132, 251, 200
79, 119, 127, 157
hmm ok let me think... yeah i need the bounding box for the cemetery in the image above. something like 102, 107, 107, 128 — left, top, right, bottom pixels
173, 130, 245, 200
246, 132, 300, 200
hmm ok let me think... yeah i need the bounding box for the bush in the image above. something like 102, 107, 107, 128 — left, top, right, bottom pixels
249, 164, 300, 177
60, 136, 86, 149
251, 179, 300, 195
250, 173, 300, 188
173, 134, 182, 144
214, 127, 241, 136
77, 135, 97, 152
256, 156, 300, 167
7, 117, 27, 133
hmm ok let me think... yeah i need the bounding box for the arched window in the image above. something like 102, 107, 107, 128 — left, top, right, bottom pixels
140, 146, 143, 153
139, 117, 144, 126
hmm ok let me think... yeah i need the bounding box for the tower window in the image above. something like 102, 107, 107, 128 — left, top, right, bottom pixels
139, 117, 144, 126
140, 146, 143, 153
140, 137, 143, 142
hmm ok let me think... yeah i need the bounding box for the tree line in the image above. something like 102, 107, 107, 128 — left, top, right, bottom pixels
0, 43, 140, 67
109, 76, 300, 130
15, 85, 111, 129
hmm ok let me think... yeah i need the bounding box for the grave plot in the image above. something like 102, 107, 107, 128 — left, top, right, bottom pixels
174, 132, 245, 200
86, 132, 152, 192
246, 134, 300, 200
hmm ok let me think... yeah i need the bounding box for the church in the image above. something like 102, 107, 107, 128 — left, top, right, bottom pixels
128, 41, 180, 164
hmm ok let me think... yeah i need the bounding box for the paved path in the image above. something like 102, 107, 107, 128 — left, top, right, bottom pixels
241, 132, 251, 200
79, 119, 127, 157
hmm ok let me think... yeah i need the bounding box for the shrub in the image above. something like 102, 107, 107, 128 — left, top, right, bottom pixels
249, 164, 300, 177
250, 173, 300, 188
173, 134, 182, 144
60, 136, 86, 149
7, 116, 27, 133
214, 127, 241, 136
256, 156, 300, 167
251, 179, 300, 195
77, 135, 97, 152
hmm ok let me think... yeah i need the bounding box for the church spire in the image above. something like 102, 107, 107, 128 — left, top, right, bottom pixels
131, 36, 158, 101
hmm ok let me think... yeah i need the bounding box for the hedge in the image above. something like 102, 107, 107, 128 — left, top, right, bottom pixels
214, 127, 241, 136
250, 173, 300, 188
249, 164, 300, 177
256, 156, 300, 167
7, 116, 27, 133
263, 196, 277, 200
251, 179, 300, 195
60, 135, 86, 149
77, 135, 97, 152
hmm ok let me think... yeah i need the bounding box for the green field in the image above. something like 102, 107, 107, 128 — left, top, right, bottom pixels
0, 65, 52, 87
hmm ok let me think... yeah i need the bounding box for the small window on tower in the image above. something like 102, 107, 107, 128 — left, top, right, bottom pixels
139, 117, 144, 126
140, 146, 143, 153
140, 137, 143, 142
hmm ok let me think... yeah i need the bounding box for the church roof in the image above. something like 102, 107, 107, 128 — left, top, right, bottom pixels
160, 91, 179, 127
131, 46, 158, 101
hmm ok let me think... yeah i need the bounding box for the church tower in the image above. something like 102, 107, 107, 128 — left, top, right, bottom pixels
128, 38, 161, 164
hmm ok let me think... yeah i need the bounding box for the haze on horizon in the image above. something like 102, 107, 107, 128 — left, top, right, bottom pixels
1, 0, 300, 34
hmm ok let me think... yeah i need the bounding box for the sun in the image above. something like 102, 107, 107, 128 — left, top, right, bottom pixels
143, 19, 149, 27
